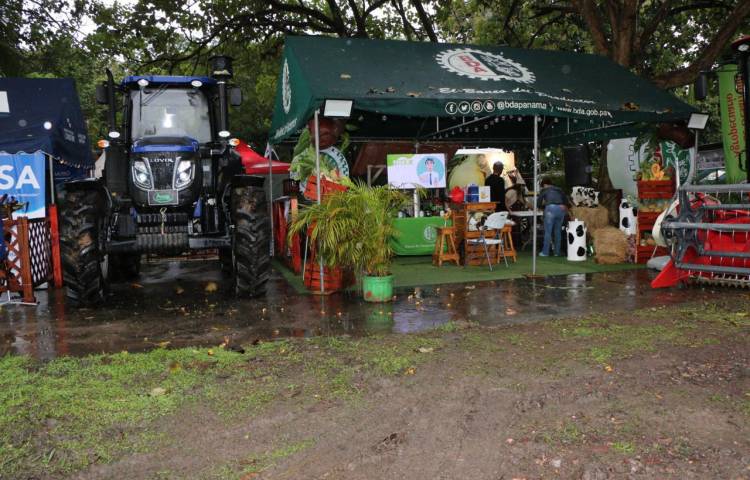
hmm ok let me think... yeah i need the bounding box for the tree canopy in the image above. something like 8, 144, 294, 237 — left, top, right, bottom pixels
4, 0, 750, 144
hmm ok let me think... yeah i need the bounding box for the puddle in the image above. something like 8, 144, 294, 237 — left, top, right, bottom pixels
1, 259, 744, 359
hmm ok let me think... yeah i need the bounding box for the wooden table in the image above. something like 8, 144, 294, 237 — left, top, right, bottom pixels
450, 202, 505, 266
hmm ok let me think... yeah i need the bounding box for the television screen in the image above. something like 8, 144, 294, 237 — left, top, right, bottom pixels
386, 153, 446, 189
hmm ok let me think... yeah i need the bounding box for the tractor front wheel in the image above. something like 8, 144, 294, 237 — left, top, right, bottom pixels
59, 188, 108, 306
230, 184, 270, 296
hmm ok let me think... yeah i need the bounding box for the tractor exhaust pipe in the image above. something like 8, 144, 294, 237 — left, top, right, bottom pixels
105, 68, 117, 137
209, 55, 233, 138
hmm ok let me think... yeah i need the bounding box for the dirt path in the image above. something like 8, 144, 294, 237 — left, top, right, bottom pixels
63, 300, 750, 480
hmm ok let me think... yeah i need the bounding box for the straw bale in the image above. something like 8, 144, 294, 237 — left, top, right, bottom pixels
591, 227, 629, 264
570, 206, 610, 232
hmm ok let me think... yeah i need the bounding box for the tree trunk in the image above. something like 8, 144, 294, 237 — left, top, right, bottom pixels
598, 141, 620, 226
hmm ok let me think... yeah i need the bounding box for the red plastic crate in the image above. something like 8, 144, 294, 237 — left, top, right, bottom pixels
637, 180, 675, 199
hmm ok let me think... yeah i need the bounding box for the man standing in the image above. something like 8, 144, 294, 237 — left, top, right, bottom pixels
485, 162, 506, 212
537, 177, 569, 257
418, 157, 442, 186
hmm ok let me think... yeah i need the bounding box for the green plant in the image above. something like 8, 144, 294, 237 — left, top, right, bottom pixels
289, 181, 409, 276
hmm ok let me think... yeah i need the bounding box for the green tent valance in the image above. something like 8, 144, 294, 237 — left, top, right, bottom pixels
270, 35, 696, 147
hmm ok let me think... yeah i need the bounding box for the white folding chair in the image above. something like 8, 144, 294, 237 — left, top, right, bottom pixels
466, 212, 510, 271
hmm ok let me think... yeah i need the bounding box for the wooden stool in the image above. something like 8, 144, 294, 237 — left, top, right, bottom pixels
496, 224, 517, 263
433, 226, 460, 266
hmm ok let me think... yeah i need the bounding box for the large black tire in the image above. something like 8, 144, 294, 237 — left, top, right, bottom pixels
231, 185, 270, 296
60, 189, 108, 306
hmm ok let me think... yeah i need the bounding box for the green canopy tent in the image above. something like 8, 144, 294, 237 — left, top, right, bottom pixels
270, 35, 696, 283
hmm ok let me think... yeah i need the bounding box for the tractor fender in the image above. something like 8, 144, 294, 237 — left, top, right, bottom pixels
230, 174, 265, 188
58, 178, 113, 213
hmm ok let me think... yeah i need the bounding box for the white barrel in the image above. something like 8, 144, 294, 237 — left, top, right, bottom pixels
567, 220, 587, 261
619, 198, 637, 236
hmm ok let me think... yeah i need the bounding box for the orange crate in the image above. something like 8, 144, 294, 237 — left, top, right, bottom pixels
637, 180, 675, 199
303, 175, 347, 201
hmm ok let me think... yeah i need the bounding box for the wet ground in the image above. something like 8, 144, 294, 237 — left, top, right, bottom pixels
2, 258, 747, 360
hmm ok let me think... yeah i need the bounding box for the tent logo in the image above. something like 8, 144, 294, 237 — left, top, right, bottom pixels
282, 59, 292, 114
437, 48, 535, 84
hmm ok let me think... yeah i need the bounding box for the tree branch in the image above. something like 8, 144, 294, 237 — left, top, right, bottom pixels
570, 0, 610, 56
409, 0, 438, 42
651, 0, 750, 87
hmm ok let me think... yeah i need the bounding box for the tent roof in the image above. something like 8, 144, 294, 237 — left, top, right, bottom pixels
0, 77, 93, 168
270, 36, 696, 147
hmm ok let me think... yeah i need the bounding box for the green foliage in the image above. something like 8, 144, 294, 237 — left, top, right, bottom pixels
289, 182, 409, 276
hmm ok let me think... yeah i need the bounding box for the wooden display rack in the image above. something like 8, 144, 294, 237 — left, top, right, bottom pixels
635, 181, 673, 264
450, 202, 516, 266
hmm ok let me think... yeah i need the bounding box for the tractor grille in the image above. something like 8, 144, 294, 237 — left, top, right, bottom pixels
144, 153, 177, 190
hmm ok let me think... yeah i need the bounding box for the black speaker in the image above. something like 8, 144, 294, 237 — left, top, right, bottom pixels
563, 144, 591, 187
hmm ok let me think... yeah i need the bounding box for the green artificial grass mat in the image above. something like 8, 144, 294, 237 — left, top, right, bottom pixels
274, 253, 643, 293
390, 253, 643, 287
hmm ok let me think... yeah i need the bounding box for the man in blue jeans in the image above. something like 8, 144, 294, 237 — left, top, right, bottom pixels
537, 177, 569, 256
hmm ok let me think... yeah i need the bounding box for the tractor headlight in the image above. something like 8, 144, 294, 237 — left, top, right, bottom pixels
132, 160, 153, 189
174, 160, 195, 189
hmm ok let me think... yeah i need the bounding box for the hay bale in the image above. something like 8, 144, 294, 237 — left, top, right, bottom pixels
570, 206, 609, 232
591, 227, 629, 264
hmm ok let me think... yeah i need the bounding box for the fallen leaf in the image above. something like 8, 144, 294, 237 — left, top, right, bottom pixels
405, 367, 416, 375
417, 347, 434, 354
204, 282, 218, 293
340, 73, 351, 79
157, 341, 171, 348
604, 365, 613, 372
150, 387, 166, 397
505, 308, 517, 315
131, 283, 143, 289
207, 349, 214, 356
175, 286, 185, 294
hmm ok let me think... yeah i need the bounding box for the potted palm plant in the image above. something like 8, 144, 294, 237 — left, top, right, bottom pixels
289, 181, 408, 301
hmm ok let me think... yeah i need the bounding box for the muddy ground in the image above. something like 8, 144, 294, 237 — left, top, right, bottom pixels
1, 293, 748, 479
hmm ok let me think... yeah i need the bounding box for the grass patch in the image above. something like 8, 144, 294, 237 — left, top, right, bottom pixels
236, 439, 316, 477
612, 441, 636, 454
556, 306, 746, 365
0, 332, 446, 476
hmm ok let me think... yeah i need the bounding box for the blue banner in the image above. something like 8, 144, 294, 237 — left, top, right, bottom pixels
0, 151, 47, 218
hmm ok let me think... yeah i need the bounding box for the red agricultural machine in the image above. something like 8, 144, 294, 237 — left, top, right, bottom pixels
652, 36, 750, 288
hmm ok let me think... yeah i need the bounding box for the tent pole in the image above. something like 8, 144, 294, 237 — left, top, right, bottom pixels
532, 115, 539, 276
266, 143, 274, 257
314, 109, 324, 294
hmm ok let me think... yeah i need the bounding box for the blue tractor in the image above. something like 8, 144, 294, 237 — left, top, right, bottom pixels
59, 56, 269, 305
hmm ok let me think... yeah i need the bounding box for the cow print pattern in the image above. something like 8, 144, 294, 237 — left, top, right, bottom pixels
568, 232, 574, 244
621, 217, 630, 229
576, 225, 585, 237
577, 247, 586, 257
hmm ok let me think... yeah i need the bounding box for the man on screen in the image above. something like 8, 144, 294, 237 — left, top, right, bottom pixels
418, 157, 443, 186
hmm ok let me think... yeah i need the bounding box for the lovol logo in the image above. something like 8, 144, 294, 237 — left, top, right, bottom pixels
437, 48, 535, 84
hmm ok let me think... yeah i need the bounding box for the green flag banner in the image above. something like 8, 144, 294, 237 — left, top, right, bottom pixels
717, 63, 747, 184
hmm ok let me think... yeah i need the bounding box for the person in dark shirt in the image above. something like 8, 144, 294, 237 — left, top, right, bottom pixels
485, 162, 506, 212
537, 177, 569, 256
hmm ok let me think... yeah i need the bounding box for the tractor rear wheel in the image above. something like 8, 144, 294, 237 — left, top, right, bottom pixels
231, 185, 270, 296
59, 188, 108, 306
